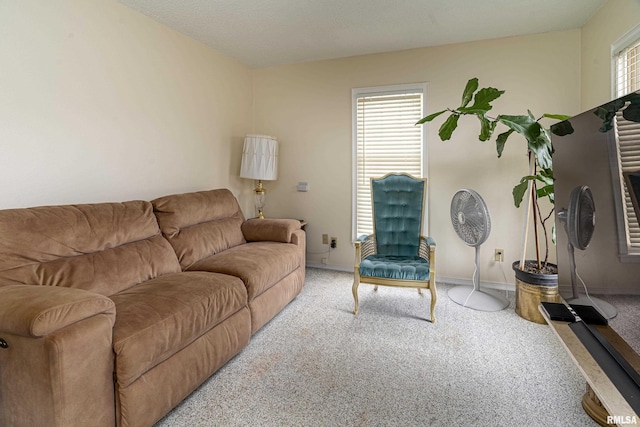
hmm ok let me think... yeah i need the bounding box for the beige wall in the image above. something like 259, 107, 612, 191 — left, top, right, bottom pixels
254, 30, 582, 285
581, 0, 640, 110
0, 0, 254, 210
4, 0, 634, 289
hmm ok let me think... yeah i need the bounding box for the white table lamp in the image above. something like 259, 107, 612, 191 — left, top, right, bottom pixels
240, 135, 278, 218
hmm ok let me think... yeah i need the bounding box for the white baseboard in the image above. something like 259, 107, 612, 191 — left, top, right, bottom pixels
305, 263, 517, 292
306, 262, 353, 273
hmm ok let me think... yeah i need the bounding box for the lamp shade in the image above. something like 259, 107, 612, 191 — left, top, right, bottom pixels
240, 135, 278, 181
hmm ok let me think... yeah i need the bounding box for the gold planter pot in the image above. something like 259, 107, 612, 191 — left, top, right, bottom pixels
513, 261, 560, 324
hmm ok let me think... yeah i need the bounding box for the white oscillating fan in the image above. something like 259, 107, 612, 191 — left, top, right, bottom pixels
449, 189, 509, 311
558, 185, 617, 319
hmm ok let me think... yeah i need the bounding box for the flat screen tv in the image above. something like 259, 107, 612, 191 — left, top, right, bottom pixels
551, 90, 640, 351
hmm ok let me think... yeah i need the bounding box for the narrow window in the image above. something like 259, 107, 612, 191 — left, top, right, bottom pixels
611, 25, 640, 258
352, 84, 427, 239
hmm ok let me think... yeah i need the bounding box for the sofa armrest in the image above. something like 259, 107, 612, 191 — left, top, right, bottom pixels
0, 285, 116, 337
241, 218, 302, 243
0, 284, 116, 427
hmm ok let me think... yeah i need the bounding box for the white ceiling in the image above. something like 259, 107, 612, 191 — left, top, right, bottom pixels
118, 0, 606, 68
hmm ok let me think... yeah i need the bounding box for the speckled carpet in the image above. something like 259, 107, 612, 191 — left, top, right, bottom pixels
156, 268, 599, 427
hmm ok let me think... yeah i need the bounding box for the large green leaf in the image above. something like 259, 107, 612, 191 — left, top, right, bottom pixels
495, 129, 514, 157
594, 93, 640, 132
537, 168, 554, 185
438, 113, 460, 141
512, 174, 553, 207
416, 110, 446, 125
458, 87, 504, 114
623, 98, 640, 122
498, 114, 540, 141
460, 78, 478, 108
477, 114, 496, 141
535, 128, 554, 169
530, 131, 553, 170
543, 113, 572, 121
513, 179, 530, 208
536, 184, 554, 201
550, 120, 574, 136
536, 169, 554, 202
594, 99, 625, 132
498, 115, 554, 169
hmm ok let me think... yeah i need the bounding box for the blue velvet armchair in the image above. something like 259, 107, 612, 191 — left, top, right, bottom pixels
352, 173, 437, 322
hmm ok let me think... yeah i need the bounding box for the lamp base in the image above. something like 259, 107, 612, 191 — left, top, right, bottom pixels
254, 180, 266, 219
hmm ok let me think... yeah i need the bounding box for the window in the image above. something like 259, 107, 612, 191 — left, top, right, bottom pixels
613, 112, 640, 253
614, 36, 640, 97
352, 84, 427, 239
611, 24, 640, 258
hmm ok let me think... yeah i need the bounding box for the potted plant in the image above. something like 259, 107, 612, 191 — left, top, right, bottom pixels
417, 78, 574, 322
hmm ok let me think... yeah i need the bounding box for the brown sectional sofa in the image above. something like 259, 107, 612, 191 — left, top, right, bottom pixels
0, 189, 305, 427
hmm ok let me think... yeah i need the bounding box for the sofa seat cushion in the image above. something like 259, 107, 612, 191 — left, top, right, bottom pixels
360, 255, 430, 281
111, 271, 247, 388
188, 242, 301, 301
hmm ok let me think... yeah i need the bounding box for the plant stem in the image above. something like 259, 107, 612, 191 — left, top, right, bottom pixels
529, 151, 542, 270
536, 204, 554, 268
531, 177, 541, 270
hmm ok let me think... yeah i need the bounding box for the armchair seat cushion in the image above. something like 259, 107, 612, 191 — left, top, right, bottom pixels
360, 255, 430, 281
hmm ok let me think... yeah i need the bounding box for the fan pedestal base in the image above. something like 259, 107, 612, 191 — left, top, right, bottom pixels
448, 286, 509, 312
567, 296, 618, 319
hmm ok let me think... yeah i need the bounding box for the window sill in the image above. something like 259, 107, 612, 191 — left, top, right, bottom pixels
618, 253, 640, 263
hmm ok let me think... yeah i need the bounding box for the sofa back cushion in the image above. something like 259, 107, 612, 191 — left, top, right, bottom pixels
0, 201, 181, 296
152, 189, 246, 269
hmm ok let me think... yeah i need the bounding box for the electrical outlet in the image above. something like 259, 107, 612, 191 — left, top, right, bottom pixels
494, 249, 504, 262
322, 234, 329, 244
330, 237, 337, 249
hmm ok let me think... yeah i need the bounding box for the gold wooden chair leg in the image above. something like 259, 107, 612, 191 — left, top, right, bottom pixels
373, 285, 378, 291
429, 285, 437, 323
352, 277, 360, 315
418, 288, 422, 295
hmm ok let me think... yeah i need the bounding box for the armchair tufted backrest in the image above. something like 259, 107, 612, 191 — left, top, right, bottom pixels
371, 173, 426, 257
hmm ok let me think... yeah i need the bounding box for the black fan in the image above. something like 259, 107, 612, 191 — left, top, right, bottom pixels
558, 185, 617, 319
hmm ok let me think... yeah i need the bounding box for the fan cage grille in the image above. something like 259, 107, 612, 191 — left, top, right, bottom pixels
568, 185, 595, 251
450, 189, 491, 247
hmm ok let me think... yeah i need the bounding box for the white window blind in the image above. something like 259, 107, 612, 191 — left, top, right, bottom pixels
613, 27, 640, 255
353, 86, 425, 238
614, 115, 640, 249
615, 39, 640, 96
